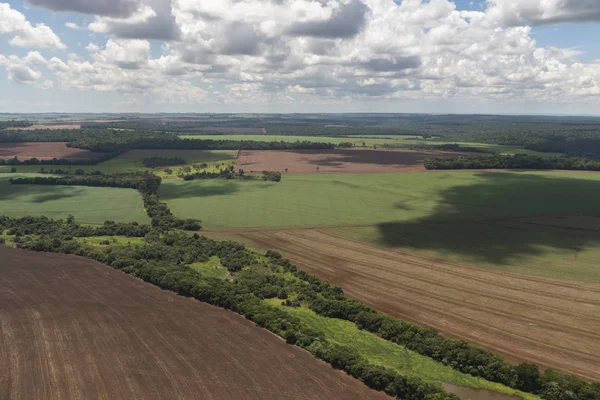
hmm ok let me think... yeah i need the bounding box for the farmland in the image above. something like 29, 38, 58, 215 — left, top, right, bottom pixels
180, 134, 558, 156
237, 229, 600, 381
0, 174, 148, 224
0, 245, 387, 400
0, 142, 105, 161
238, 149, 469, 174
0, 149, 237, 176
264, 299, 537, 400
163, 171, 600, 279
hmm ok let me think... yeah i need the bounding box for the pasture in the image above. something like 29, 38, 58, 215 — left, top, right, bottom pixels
165, 171, 600, 282
0, 174, 148, 224
0, 245, 385, 400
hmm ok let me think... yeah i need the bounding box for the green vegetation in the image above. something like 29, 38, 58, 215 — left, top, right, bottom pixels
424, 154, 600, 171
0, 174, 149, 224
0, 149, 238, 177
264, 299, 538, 400
5, 216, 596, 400
75, 236, 145, 248
179, 134, 558, 156
161, 171, 600, 282
189, 256, 229, 279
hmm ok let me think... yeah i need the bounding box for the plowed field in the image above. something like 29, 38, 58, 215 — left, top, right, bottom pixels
0, 245, 388, 400
0, 142, 104, 160
233, 229, 600, 381
238, 149, 469, 174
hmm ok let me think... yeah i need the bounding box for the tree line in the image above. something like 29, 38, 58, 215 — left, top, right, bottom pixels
142, 157, 186, 168
424, 154, 600, 171
2, 211, 598, 400
5, 226, 458, 400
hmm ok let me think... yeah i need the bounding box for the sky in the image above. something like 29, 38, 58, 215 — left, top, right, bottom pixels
1, 0, 600, 115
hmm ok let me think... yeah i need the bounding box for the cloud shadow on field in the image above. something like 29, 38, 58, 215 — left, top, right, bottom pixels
375, 172, 600, 265
159, 181, 241, 200
0, 183, 83, 203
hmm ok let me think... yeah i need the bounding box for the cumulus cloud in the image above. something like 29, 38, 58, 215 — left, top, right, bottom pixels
0, 51, 48, 83
29, 0, 141, 18
487, 0, 600, 26
89, 0, 180, 40
5, 0, 600, 109
0, 3, 66, 49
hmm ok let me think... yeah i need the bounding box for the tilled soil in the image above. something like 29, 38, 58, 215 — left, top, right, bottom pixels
0, 142, 105, 160
238, 149, 470, 174
235, 229, 600, 381
0, 245, 389, 400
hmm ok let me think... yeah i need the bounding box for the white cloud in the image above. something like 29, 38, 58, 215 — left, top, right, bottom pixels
0, 51, 49, 83
0, 2, 66, 49
6, 0, 600, 110
486, 0, 600, 26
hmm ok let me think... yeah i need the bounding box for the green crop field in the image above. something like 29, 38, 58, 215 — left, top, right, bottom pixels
179, 134, 559, 156
162, 171, 600, 281
0, 149, 238, 177
264, 300, 538, 400
0, 174, 149, 224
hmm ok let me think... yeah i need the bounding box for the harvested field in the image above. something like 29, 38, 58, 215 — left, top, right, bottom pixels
9, 124, 81, 130
0, 245, 388, 400
238, 149, 469, 174
232, 229, 600, 381
0, 142, 104, 160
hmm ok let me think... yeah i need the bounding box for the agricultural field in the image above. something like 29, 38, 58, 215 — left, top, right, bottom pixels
0, 245, 386, 400
0, 174, 148, 224
238, 149, 469, 174
264, 299, 536, 400
0, 149, 237, 177
163, 171, 600, 280
239, 230, 600, 381
0, 142, 105, 161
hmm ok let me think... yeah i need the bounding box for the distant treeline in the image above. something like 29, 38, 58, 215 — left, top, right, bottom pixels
9, 173, 201, 231
424, 154, 600, 171
0, 120, 32, 130
384, 143, 493, 153
0, 154, 116, 167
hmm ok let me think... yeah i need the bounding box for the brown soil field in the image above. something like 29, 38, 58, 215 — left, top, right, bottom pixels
238, 149, 470, 174
0, 245, 388, 400
231, 229, 600, 381
0, 142, 105, 160
10, 124, 81, 130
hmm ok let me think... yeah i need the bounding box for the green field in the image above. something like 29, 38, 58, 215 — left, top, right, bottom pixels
161, 171, 600, 281
0, 149, 238, 177
0, 174, 149, 224
264, 300, 537, 400
179, 134, 559, 156
188, 256, 229, 279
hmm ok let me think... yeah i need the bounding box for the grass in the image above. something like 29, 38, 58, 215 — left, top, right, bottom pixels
264, 300, 538, 400
161, 171, 600, 282
179, 135, 559, 156
0, 149, 238, 178
75, 236, 145, 248
188, 256, 229, 279
0, 174, 149, 225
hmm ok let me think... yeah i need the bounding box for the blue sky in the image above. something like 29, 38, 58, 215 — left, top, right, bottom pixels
1, 0, 600, 114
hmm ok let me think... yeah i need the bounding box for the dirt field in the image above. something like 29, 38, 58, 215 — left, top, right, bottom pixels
0, 245, 388, 400
238, 149, 469, 174
0, 142, 104, 160
10, 124, 81, 130
231, 229, 600, 381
